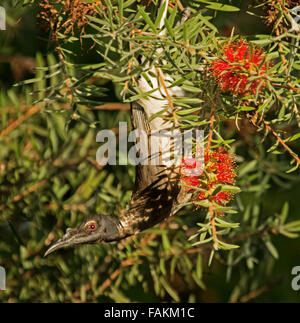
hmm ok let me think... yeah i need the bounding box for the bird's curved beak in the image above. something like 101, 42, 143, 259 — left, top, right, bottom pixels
44, 228, 79, 257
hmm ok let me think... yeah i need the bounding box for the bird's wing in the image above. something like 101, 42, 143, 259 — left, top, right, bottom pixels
130, 100, 163, 194
118, 101, 188, 237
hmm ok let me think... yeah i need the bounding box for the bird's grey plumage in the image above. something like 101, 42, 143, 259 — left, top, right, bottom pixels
44, 101, 190, 256
44, 0, 191, 256
44, 214, 120, 256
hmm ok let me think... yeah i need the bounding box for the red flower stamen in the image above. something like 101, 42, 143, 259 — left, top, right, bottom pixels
181, 147, 237, 207
211, 40, 269, 96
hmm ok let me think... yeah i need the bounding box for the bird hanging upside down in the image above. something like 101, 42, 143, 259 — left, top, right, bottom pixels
44, 0, 192, 257
44, 89, 192, 257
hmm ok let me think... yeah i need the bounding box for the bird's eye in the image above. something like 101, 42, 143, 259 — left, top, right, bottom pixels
85, 221, 97, 232
89, 224, 96, 231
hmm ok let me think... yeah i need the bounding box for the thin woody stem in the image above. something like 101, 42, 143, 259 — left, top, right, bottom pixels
262, 119, 300, 167
0, 103, 129, 139
206, 103, 216, 154
0, 105, 41, 137
247, 113, 300, 168
176, 0, 184, 11
272, 83, 300, 92
206, 87, 218, 154
0, 179, 48, 211
209, 203, 219, 250
232, 277, 283, 303
100, 258, 142, 292
154, 66, 179, 125
204, 96, 218, 249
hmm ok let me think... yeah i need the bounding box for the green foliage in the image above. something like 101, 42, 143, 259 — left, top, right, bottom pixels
0, 0, 300, 303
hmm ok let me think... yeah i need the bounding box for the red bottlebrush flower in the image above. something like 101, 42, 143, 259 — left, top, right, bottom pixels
181, 147, 237, 207
207, 147, 237, 206
181, 157, 198, 169
212, 192, 233, 205
181, 157, 203, 189
211, 40, 269, 96
198, 191, 206, 200
210, 147, 236, 185
182, 175, 200, 188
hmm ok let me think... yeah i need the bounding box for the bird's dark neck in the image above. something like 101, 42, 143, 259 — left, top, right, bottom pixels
97, 214, 122, 242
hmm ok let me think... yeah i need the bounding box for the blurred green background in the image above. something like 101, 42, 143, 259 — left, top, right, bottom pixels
0, 0, 300, 303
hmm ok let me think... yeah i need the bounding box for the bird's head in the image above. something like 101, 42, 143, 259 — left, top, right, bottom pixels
44, 214, 120, 256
